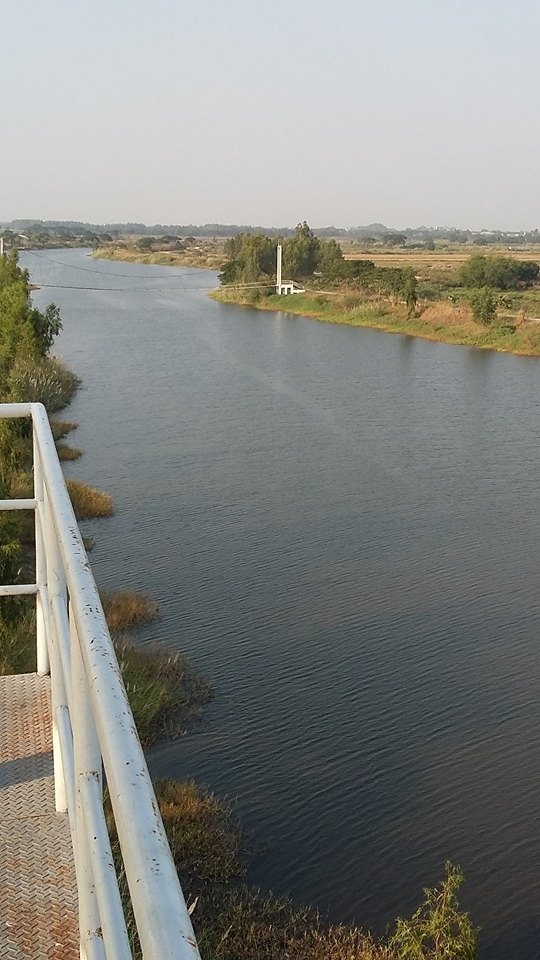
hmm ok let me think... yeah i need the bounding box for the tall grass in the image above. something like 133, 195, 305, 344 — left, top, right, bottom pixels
0, 606, 36, 675
9, 356, 80, 412
56, 443, 82, 461
66, 479, 114, 519
114, 637, 212, 745
101, 590, 157, 633
155, 779, 245, 885
195, 887, 392, 960
50, 418, 79, 440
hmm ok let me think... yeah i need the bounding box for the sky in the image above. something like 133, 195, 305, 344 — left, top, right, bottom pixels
2, 0, 540, 230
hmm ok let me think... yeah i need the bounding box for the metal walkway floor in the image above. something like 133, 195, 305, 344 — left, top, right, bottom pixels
0, 673, 78, 960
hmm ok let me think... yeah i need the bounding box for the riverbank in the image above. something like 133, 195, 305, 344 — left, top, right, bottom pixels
212, 287, 540, 357
93, 241, 224, 271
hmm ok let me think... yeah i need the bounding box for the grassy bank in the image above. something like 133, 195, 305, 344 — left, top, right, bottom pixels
212, 287, 540, 357
93, 240, 224, 271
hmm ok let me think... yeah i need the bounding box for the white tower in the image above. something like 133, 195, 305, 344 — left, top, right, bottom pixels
276, 243, 282, 294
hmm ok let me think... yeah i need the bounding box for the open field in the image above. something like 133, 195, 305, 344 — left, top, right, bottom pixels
342, 243, 540, 271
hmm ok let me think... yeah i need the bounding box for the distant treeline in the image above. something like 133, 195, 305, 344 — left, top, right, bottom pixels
4, 219, 540, 245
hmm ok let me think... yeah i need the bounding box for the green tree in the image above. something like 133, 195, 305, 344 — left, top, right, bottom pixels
460, 255, 539, 291
283, 222, 320, 279
219, 234, 276, 285
136, 236, 155, 251
316, 238, 344, 279
470, 287, 497, 326
29, 303, 62, 355
389, 862, 477, 960
403, 269, 418, 317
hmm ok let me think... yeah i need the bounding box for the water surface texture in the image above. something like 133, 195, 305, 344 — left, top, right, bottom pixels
23, 248, 540, 959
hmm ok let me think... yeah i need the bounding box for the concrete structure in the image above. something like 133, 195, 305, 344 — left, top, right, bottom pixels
275, 243, 305, 295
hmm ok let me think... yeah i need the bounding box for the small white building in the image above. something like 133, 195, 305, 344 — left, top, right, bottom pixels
276, 244, 305, 295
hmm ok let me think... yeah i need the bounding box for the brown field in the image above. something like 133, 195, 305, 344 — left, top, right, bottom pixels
342, 243, 540, 272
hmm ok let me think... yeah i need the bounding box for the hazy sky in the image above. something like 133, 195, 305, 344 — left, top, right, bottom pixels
3, 0, 539, 229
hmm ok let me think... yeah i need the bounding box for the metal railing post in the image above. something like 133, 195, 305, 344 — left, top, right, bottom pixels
44, 484, 68, 813
34, 430, 49, 676
71, 612, 107, 960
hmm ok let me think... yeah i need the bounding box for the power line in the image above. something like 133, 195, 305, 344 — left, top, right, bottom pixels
36, 282, 216, 292
22, 249, 206, 280
35, 280, 275, 293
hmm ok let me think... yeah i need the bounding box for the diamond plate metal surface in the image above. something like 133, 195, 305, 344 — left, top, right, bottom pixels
0, 673, 78, 960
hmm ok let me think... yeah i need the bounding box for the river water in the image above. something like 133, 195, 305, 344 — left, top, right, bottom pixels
23, 248, 540, 958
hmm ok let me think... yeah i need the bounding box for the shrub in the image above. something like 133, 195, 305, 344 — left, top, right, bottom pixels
389, 862, 477, 960
470, 288, 497, 326
460, 255, 539, 290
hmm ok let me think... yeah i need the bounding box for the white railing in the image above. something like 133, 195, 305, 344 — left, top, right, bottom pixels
0, 402, 201, 960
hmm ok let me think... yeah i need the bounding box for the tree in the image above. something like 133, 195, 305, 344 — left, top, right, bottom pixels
136, 236, 156, 251
316, 238, 344, 279
460, 255, 539, 291
470, 287, 497, 326
29, 303, 62, 355
219, 234, 276, 285
384, 233, 407, 246
283, 222, 320, 278
389, 862, 477, 960
403, 269, 418, 317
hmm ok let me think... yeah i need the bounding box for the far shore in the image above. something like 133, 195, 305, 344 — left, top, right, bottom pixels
212, 288, 540, 358
93, 244, 223, 271
92, 246, 540, 358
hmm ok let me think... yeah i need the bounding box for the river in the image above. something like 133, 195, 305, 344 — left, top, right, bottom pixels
23, 247, 540, 959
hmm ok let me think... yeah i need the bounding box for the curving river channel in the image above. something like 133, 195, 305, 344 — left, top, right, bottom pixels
23, 247, 540, 959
